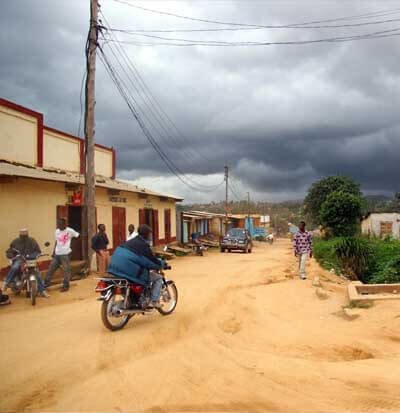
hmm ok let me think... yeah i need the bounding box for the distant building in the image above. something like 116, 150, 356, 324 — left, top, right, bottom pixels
0, 98, 183, 274
361, 213, 400, 239
177, 211, 263, 243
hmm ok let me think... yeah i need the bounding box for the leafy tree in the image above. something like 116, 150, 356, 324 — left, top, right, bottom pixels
320, 190, 362, 236
304, 176, 362, 225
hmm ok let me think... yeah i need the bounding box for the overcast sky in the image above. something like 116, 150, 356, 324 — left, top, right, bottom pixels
1, 0, 400, 203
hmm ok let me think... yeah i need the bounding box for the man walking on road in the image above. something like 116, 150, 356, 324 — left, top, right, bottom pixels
293, 221, 313, 280
91, 224, 110, 275
44, 218, 79, 292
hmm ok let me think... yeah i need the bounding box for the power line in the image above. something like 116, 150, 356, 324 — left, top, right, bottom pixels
98, 46, 224, 192
107, 26, 400, 47
100, 11, 211, 166
109, 16, 400, 34
110, 0, 400, 29
99, 38, 224, 190
77, 68, 87, 137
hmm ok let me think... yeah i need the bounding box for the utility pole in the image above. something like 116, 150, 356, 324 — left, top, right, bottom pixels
224, 165, 228, 235
247, 192, 250, 219
83, 0, 99, 265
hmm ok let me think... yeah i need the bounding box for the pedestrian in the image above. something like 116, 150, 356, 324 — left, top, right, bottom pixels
293, 221, 313, 280
91, 224, 110, 275
127, 224, 138, 241
44, 218, 79, 292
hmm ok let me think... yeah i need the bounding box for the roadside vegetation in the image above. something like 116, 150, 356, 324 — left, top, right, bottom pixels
306, 175, 400, 284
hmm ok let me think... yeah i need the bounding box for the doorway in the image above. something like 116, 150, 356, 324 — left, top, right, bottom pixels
139, 208, 159, 246
57, 205, 83, 260
112, 207, 126, 249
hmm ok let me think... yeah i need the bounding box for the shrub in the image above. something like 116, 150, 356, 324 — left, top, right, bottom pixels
369, 256, 400, 284
313, 237, 341, 274
320, 191, 362, 237
334, 237, 372, 281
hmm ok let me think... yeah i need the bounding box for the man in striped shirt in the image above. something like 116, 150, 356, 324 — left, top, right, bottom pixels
293, 221, 313, 280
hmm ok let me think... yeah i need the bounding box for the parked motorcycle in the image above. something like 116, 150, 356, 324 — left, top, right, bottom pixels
95, 262, 178, 331
10, 242, 50, 305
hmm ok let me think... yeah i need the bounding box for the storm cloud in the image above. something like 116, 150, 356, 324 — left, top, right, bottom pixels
1, 0, 400, 202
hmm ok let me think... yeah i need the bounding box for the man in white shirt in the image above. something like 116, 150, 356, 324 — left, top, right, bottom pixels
44, 218, 79, 292
127, 224, 138, 241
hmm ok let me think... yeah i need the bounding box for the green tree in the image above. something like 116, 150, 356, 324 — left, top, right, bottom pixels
304, 176, 362, 225
320, 191, 362, 236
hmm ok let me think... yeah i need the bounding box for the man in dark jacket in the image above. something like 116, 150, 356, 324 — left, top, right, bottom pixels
108, 224, 164, 308
3, 229, 49, 297
91, 224, 110, 275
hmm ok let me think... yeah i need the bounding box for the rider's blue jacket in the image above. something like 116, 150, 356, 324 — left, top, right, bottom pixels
107, 236, 162, 285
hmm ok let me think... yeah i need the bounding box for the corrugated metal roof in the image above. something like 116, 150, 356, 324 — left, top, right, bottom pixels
0, 159, 183, 201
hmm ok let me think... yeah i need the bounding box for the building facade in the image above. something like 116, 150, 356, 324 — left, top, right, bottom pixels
361, 213, 400, 239
0, 98, 182, 272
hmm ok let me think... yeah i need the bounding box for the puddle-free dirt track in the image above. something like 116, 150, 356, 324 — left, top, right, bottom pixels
1, 239, 400, 412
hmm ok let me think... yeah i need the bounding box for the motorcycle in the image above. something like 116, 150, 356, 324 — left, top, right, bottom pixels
10, 244, 50, 305
95, 261, 178, 331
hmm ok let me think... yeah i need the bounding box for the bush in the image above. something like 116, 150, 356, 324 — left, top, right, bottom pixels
313, 237, 341, 274
320, 191, 362, 237
334, 237, 372, 282
313, 236, 400, 284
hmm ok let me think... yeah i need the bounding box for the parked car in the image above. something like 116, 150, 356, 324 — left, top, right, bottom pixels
220, 228, 253, 253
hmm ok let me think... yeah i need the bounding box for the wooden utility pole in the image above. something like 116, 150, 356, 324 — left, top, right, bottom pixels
83, 0, 99, 265
224, 165, 228, 234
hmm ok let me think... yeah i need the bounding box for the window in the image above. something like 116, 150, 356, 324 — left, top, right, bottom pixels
380, 221, 393, 237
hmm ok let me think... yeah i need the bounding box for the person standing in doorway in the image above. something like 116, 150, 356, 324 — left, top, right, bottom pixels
91, 224, 110, 275
293, 221, 313, 280
127, 224, 138, 241
44, 218, 79, 292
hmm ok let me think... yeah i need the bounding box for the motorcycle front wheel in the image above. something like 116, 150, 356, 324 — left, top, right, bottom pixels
30, 280, 37, 306
158, 282, 178, 316
101, 293, 131, 331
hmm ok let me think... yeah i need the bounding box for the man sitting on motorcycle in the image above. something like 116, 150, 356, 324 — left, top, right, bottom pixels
3, 229, 49, 297
107, 224, 164, 308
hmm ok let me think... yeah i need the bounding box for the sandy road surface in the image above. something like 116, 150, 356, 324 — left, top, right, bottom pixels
1, 239, 400, 413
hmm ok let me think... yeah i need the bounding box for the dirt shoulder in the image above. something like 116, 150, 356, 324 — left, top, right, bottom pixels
1, 239, 400, 413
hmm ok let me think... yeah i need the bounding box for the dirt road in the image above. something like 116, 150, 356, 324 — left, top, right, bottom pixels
1, 239, 400, 413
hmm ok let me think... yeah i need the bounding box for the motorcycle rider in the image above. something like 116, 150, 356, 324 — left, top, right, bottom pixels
3, 229, 49, 297
107, 224, 164, 308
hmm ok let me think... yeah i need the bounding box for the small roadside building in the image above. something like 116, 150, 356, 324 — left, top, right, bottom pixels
177, 211, 263, 243
0, 98, 183, 274
361, 212, 400, 239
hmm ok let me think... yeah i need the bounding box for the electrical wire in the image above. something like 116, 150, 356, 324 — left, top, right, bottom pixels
107, 26, 400, 47
110, 0, 400, 30
98, 46, 225, 192
100, 11, 211, 166
77, 69, 87, 137
109, 16, 400, 34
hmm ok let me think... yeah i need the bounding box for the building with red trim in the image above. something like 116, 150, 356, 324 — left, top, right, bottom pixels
0, 98, 182, 273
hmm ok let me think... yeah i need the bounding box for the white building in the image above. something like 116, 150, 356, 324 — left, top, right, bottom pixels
361, 213, 400, 239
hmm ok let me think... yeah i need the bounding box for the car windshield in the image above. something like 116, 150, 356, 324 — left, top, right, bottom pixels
227, 229, 246, 238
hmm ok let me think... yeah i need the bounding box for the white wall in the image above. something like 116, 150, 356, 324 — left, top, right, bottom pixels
362, 213, 400, 239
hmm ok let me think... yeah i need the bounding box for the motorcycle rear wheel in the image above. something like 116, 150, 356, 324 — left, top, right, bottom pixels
158, 283, 178, 316
30, 280, 37, 306
101, 294, 131, 331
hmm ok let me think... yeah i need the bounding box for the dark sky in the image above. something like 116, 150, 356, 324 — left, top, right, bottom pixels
1, 0, 400, 202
